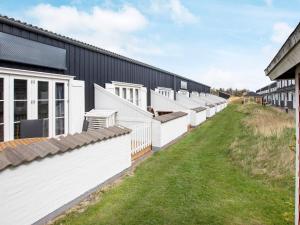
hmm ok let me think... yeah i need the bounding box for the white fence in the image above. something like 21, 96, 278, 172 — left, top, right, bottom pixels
119, 120, 152, 155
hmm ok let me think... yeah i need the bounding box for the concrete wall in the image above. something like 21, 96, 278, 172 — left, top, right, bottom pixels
0, 134, 131, 225
152, 115, 188, 149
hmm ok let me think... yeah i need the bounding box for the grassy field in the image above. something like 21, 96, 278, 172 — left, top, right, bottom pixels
53, 103, 295, 225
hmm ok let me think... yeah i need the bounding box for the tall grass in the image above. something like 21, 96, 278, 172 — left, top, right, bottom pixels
230, 103, 295, 185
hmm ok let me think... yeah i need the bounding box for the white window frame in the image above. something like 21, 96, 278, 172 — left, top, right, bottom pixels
109, 81, 143, 107
0, 67, 72, 141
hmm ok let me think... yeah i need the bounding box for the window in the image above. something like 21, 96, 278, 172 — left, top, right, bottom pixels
122, 88, 127, 99
181, 81, 187, 89
115, 87, 120, 96
14, 79, 27, 139
130, 89, 133, 103
135, 89, 139, 106
38, 81, 49, 136
55, 83, 65, 135
0, 78, 3, 142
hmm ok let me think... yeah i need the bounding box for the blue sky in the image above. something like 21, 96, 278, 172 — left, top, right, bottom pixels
1, 0, 299, 90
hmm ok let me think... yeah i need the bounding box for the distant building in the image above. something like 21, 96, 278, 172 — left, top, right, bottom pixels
242, 91, 262, 104
256, 79, 295, 109
218, 91, 230, 99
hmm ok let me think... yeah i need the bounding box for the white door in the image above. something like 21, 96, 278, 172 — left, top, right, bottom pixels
0, 74, 69, 141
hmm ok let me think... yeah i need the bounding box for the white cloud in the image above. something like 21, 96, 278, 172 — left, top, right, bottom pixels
25, 3, 162, 57
150, 0, 198, 24
271, 22, 293, 44
168, 0, 198, 24
192, 50, 271, 90
264, 0, 272, 6
197, 66, 269, 91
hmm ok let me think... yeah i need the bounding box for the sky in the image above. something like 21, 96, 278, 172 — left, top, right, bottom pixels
0, 0, 299, 91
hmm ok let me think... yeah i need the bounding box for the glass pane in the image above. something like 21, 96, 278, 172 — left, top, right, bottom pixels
38, 81, 48, 100
0, 78, 3, 100
14, 123, 21, 139
38, 101, 48, 119
115, 87, 120, 96
135, 89, 139, 105
0, 101, 3, 124
14, 79, 27, 100
0, 124, 3, 142
122, 88, 126, 99
55, 118, 64, 135
56, 83, 64, 99
14, 101, 27, 122
56, 100, 65, 117
43, 118, 49, 137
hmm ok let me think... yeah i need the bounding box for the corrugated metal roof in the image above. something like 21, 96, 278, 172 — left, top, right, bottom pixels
0, 126, 131, 172
0, 15, 210, 89
154, 111, 187, 123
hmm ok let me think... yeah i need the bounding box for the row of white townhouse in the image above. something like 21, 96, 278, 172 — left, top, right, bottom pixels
0, 15, 227, 225
0, 68, 227, 225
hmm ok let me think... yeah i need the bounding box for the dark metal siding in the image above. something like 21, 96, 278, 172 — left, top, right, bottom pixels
0, 22, 210, 111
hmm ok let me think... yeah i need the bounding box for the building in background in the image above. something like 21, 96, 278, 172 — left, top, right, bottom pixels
242, 91, 263, 104
0, 15, 210, 142
256, 79, 295, 109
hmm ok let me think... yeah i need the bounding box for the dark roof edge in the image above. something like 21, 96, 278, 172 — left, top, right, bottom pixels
256, 82, 276, 92
265, 22, 300, 76
0, 15, 210, 89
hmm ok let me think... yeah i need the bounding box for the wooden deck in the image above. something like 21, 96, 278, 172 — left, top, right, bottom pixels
131, 145, 152, 161
0, 138, 47, 151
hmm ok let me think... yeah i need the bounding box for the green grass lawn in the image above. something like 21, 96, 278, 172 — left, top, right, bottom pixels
54, 104, 294, 225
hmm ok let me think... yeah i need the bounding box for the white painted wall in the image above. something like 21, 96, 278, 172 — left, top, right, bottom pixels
190, 95, 214, 118
95, 84, 153, 123
194, 111, 207, 125
152, 115, 188, 148
151, 90, 187, 112
69, 80, 85, 134
175, 93, 207, 126
0, 134, 131, 225
140, 87, 147, 111
176, 93, 200, 109
150, 90, 193, 124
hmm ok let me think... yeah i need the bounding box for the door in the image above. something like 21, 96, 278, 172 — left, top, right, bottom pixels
1, 75, 69, 141
53, 81, 68, 136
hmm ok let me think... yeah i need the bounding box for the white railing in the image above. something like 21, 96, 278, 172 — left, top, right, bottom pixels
130, 123, 151, 155
119, 120, 151, 155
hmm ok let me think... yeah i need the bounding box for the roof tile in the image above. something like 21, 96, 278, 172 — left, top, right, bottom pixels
3, 147, 25, 166
192, 107, 207, 112
154, 111, 187, 123
0, 152, 12, 170
0, 126, 131, 172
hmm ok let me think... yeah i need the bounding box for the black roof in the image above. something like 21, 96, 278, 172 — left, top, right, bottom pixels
0, 15, 210, 89
256, 82, 276, 92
